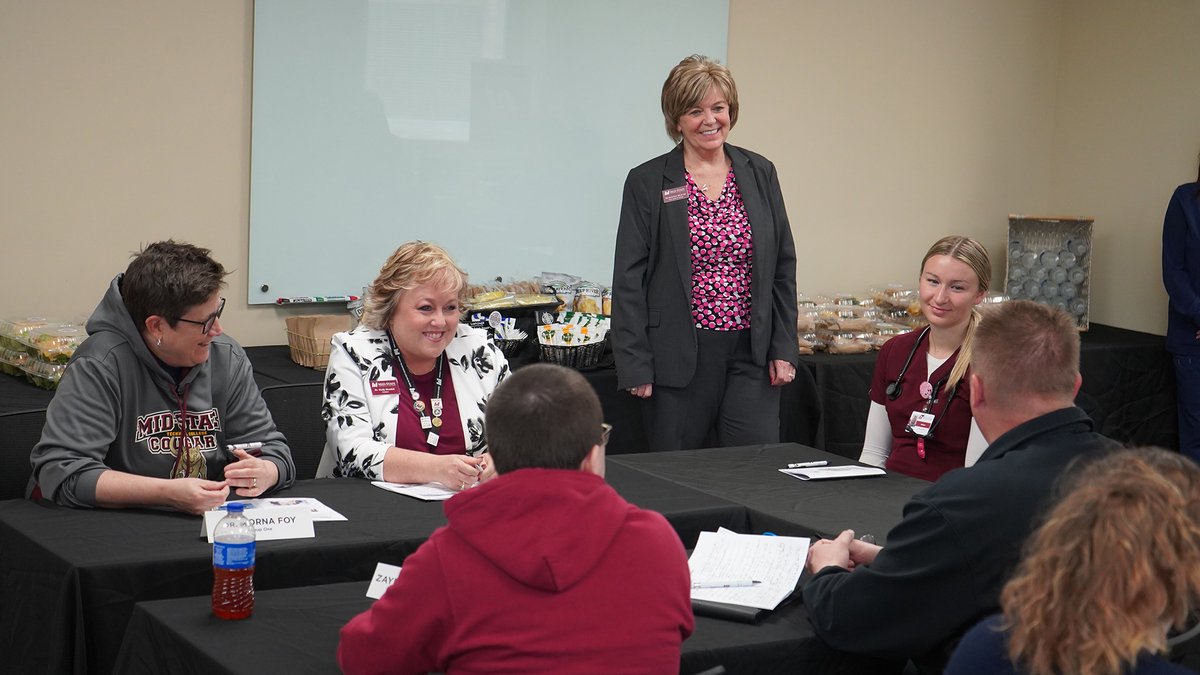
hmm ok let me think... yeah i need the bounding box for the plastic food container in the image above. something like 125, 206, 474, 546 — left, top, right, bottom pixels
21, 359, 67, 390
870, 285, 919, 312
820, 331, 875, 355
816, 304, 879, 332
27, 325, 87, 364
829, 293, 865, 307
0, 347, 30, 377
0, 316, 50, 352
1005, 215, 1093, 329
872, 322, 913, 348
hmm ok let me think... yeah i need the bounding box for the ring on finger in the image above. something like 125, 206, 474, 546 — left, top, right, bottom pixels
252, 477, 258, 489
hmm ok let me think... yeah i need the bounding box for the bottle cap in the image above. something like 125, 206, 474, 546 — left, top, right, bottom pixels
225, 502, 245, 513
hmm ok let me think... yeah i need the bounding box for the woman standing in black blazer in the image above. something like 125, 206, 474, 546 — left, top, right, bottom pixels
612, 55, 798, 451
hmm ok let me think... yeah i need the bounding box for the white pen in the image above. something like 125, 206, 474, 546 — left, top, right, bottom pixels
787, 460, 828, 469
227, 442, 264, 457
691, 580, 761, 589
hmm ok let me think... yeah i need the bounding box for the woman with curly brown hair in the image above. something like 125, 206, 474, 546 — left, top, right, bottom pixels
946, 447, 1200, 675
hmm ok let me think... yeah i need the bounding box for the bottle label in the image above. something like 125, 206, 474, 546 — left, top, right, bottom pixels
213, 541, 256, 569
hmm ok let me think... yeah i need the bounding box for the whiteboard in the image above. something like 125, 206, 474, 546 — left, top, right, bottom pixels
249, 0, 729, 304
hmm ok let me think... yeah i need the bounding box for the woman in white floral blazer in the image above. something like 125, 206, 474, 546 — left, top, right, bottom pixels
317, 242, 508, 490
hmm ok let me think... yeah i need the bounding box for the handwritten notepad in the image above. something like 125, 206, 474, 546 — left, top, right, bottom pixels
688, 529, 809, 610
779, 465, 885, 481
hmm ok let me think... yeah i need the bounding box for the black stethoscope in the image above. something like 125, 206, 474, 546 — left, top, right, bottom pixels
884, 326, 959, 441
885, 326, 930, 401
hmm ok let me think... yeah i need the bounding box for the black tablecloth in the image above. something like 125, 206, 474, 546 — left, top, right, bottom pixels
243, 345, 822, 455
243, 325, 1174, 454
1074, 324, 1178, 449
0, 324, 1173, 457
113, 580, 817, 675
612, 444, 928, 545
796, 323, 1178, 457
0, 465, 745, 675
109, 444, 916, 675
0, 324, 1177, 672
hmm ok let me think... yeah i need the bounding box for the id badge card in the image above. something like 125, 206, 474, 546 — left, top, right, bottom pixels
907, 411, 935, 437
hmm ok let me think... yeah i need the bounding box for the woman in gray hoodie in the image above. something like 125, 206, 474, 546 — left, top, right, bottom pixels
29, 240, 295, 514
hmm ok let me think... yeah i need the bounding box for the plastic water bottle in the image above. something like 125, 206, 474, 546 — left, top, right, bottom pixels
212, 502, 255, 620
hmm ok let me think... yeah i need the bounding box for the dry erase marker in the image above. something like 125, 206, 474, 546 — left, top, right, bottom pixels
691, 580, 762, 589
276, 295, 359, 304
787, 460, 828, 469
227, 442, 264, 458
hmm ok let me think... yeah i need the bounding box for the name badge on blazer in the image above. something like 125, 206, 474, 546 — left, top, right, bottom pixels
369, 379, 400, 396
662, 186, 687, 203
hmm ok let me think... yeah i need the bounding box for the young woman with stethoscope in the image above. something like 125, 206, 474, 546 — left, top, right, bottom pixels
860, 236, 992, 481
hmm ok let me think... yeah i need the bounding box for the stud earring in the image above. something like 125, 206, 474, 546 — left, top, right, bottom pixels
156, 336, 162, 347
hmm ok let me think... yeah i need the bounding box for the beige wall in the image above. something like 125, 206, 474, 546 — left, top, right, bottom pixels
2, 0, 1196, 345
730, 0, 1061, 301
1049, 0, 1200, 333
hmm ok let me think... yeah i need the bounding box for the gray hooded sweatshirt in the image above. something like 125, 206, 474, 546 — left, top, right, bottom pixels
29, 275, 295, 507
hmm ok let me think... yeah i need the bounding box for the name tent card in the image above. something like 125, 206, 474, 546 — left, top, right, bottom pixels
203, 503, 315, 542
366, 562, 402, 599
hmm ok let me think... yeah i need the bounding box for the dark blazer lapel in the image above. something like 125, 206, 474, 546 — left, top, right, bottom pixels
728, 144, 769, 322
662, 145, 692, 308
729, 145, 766, 242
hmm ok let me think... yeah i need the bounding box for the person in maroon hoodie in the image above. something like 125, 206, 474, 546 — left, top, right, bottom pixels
337, 363, 694, 674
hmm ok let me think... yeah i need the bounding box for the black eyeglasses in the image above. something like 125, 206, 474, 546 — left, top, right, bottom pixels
601, 423, 613, 446
175, 298, 225, 334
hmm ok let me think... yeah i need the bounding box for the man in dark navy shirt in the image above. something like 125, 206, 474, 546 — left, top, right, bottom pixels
802, 300, 1120, 674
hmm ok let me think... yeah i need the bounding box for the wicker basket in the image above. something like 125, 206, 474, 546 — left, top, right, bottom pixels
494, 338, 528, 358
285, 315, 352, 370
538, 340, 606, 369
286, 330, 331, 369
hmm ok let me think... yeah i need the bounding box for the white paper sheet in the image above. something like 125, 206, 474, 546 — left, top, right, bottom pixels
778, 465, 885, 481
371, 481, 457, 501
223, 496, 347, 521
688, 530, 810, 610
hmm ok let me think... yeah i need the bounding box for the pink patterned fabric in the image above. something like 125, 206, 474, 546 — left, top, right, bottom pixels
686, 168, 753, 330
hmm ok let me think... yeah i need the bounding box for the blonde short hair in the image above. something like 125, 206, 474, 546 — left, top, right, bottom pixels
971, 300, 1079, 409
360, 241, 468, 330
660, 55, 739, 144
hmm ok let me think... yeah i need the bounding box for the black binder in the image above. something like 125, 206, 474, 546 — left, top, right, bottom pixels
691, 584, 801, 624
691, 598, 768, 624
